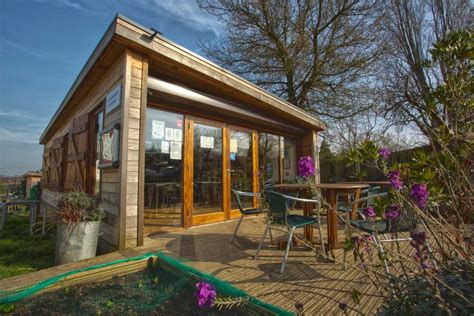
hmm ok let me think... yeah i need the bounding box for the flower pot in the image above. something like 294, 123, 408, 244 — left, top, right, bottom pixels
55, 220, 101, 265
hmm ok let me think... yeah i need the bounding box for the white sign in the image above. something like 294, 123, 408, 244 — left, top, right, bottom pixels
170, 142, 182, 160
173, 129, 182, 142
200, 136, 214, 149
152, 120, 165, 139
165, 127, 174, 141
105, 84, 122, 113
161, 141, 170, 154
230, 139, 238, 153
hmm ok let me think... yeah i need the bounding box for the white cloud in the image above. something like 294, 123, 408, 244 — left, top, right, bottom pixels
0, 37, 46, 59
0, 127, 40, 144
148, 0, 223, 37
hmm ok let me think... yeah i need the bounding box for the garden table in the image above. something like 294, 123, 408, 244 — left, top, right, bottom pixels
273, 183, 368, 250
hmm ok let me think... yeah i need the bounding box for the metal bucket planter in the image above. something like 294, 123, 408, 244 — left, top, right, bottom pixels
55, 221, 101, 265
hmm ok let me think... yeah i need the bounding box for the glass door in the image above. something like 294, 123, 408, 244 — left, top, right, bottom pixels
229, 129, 254, 210
191, 121, 225, 224
144, 108, 184, 233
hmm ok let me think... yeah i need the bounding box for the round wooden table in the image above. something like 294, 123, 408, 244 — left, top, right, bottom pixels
273, 183, 369, 251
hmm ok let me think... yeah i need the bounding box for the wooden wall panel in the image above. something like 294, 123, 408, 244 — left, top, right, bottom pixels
120, 50, 147, 248
40, 52, 126, 252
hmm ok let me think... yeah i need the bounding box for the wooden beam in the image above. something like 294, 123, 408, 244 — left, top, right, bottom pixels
137, 57, 148, 247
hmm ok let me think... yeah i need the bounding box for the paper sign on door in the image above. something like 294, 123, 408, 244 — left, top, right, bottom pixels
170, 142, 182, 160
200, 136, 214, 149
152, 120, 165, 139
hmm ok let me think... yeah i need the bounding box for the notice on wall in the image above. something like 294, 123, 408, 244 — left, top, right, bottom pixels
161, 141, 170, 154
230, 139, 238, 153
102, 132, 113, 161
170, 142, 182, 160
165, 128, 174, 141
173, 129, 182, 142
200, 136, 214, 149
105, 84, 122, 113
151, 120, 165, 139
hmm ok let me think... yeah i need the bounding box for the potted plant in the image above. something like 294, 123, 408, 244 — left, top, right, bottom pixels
55, 191, 105, 265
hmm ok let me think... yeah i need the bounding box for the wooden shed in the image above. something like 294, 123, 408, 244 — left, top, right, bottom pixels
39, 15, 325, 252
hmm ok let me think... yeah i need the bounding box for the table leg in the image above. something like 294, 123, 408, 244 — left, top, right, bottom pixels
326, 189, 338, 251
303, 202, 314, 241
351, 188, 362, 219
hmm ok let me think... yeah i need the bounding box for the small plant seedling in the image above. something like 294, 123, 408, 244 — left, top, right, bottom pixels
105, 300, 114, 309
137, 279, 144, 288
95, 309, 102, 316
153, 277, 159, 284
64, 287, 70, 294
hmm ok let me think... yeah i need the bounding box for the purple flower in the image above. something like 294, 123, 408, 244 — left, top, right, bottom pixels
363, 206, 376, 218
410, 231, 427, 247
378, 148, 391, 160
385, 205, 400, 220
388, 170, 403, 190
410, 183, 429, 209
195, 281, 216, 307
298, 156, 315, 178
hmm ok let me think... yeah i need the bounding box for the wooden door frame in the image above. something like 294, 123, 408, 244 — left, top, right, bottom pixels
185, 116, 229, 226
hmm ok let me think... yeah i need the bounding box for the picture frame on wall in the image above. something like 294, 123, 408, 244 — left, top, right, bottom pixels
99, 123, 120, 169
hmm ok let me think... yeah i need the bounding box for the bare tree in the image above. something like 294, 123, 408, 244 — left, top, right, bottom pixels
198, 0, 385, 119
380, 0, 472, 143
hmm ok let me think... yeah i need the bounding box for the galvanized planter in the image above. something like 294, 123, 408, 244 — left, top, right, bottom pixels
55, 221, 101, 265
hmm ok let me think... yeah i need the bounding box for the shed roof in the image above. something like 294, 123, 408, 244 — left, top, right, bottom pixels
40, 14, 325, 144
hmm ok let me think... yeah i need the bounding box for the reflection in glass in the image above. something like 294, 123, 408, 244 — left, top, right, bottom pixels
230, 130, 253, 209
145, 108, 184, 228
193, 123, 223, 214
94, 111, 103, 196
282, 137, 297, 183
258, 133, 280, 186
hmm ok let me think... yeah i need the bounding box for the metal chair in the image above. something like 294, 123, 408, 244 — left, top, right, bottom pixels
342, 195, 436, 273
230, 190, 265, 243
338, 191, 387, 220
255, 191, 325, 273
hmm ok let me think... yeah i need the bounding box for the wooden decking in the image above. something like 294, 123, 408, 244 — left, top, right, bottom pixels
0, 216, 388, 315
141, 215, 384, 315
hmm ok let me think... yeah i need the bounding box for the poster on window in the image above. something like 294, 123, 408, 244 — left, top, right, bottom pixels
170, 142, 182, 160
161, 141, 170, 154
200, 136, 214, 149
173, 129, 182, 142
151, 120, 164, 139
230, 139, 238, 153
165, 127, 174, 140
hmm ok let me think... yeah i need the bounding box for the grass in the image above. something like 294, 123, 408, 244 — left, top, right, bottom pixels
0, 211, 55, 279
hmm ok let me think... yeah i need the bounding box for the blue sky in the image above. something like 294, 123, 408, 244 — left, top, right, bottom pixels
0, 0, 220, 176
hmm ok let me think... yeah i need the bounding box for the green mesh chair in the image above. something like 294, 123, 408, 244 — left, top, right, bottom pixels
255, 191, 325, 273
230, 190, 265, 243
341, 193, 436, 272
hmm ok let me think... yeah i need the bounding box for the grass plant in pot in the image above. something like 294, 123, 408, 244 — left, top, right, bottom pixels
55, 191, 105, 265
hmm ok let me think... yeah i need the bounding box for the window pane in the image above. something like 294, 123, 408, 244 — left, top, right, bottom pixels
193, 123, 223, 215
145, 108, 184, 228
258, 133, 280, 186
282, 137, 297, 183
94, 111, 103, 196
230, 130, 253, 209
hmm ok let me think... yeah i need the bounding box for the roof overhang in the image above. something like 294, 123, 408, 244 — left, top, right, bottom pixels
40, 14, 325, 144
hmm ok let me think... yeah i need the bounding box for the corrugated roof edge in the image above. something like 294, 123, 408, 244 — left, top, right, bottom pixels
40, 13, 326, 144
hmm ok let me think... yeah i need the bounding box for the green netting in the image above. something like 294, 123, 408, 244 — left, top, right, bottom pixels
0, 252, 293, 315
